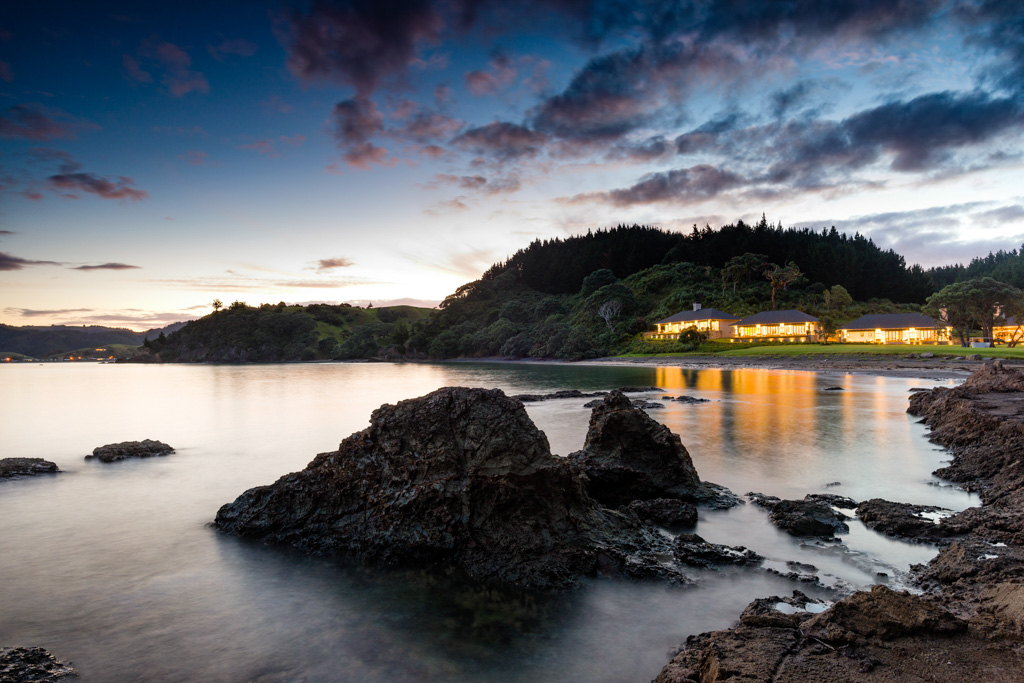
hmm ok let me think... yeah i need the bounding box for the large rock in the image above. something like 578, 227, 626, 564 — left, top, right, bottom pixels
215, 387, 679, 590
0, 458, 59, 479
672, 533, 762, 569
569, 391, 738, 508
86, 439, 174, 463
0, 646, 77, 682
856, 498, 953, 543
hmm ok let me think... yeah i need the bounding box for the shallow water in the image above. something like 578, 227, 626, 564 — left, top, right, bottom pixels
0, 362, 975, 681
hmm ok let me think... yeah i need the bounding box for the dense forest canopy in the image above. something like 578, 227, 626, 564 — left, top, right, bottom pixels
926, 247, 1024, 291
485, 217, 934, 303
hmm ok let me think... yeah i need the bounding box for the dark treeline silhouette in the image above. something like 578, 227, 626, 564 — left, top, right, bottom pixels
927, 246, 1024, 291
486, 218, 933, 303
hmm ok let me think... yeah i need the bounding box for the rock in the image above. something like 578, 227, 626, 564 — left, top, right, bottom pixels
625, 498, 697, 528
569, 391, 738, 509
967, 353, 982, 360
0, 458, 59, 479
0, 646, 77, 682
856, 498, 953, 543
672, 533, 762, 569
749, 492, 850, 536
86, 439, 174, 462
804, 585, 965, 644
661, 395, 710, 404
215, 387, 682, 590
906, 353, 919, 358
511, 389, 600, 402
805, 493, 859, 508
824, 481, 842, 487
656, 627, 800, 683
740, 590, 827, 628
920, 351, 935, 358
823, 386, 843, 391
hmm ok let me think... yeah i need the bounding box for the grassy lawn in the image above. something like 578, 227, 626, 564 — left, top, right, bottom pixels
619, 343, 1024, 359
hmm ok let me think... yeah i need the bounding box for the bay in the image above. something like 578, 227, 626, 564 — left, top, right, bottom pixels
0, 362, 975, 681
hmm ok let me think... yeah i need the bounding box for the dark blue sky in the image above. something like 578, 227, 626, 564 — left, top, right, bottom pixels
2, 1, 1023, 328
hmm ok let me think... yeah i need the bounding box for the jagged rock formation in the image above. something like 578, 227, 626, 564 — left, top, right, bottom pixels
672, 533, 762, 569
569, 391, 740, 509
86, 439, 174, 463
0, 646, 77, 682
748, 493, 850, 537
856, 499, 953, 543
0, 458, 59, 479
215, 387, 692, 590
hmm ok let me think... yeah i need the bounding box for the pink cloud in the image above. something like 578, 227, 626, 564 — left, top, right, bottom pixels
136, 38, 210, 97
48, 172, 148, 201
0, 60, 13, 83
0, 104, 97, 140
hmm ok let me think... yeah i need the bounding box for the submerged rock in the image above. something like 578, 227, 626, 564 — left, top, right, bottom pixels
749, 492, 850, 537
215, 387, 682, 590
660, 395, 710, 404
0, 646, 77, 682
0, 458, 59, 479
569, 391, 739, 509
86, 439, 174, 463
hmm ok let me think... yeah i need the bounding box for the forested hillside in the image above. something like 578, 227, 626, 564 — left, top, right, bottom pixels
488, 217, 933, 302
927, 247, 1024, 290
143, 302, 432, 362
0, 322, 185, 358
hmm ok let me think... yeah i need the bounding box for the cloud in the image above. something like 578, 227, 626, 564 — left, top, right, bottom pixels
464, 52, 517, 95
973, 204, 1024, 224
578, 164, 746, 206
281, 0, 442, 96
132, 38, 209, 97
0, 104, 96, 140
152, 125, 207, 137
208, 38, 258, 62
451, 121, 547, 159
239, 139, 278, 157
0, 230, 15, 236
0, 60, 13, 83
391, 107, 463, 144
331, 96, 395, 168
769, 80, 820, 119
72, 263, 142, 271
5, 307, 93, 317
48, 172, 148, 201
313, 257, 354, 272
430, 172, 520, 194
0, 251, 61, 271
261, 95, 294, 113
178, 150, 209, 165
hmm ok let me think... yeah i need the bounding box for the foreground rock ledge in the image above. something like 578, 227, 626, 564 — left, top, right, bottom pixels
215, 387, 737, 590
0, 646, 77, 682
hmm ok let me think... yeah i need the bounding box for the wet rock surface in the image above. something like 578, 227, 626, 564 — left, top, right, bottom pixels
569, 391, 739, 509
86, 439, 174, 463
0, 458, 59, 479
661, 394, 710, 404
215, 387, 692, 590
748, 493, 850, 537
672, 533, 762, 569
856, 498, 953, 543
510, 386, 658, 402
739, 591, 828, 629
0, 646, 77, 682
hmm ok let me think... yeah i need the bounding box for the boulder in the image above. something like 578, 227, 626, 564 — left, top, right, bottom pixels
215, 387, 679, 590
0, 646, 77, 682
673, 533, 762, 569
739, 591, 828, 629
749, 492, 850, 536
569, 391, 738, 508
87, 439, 174, 462
804, 585, 965, 644
0, 458, 59, 479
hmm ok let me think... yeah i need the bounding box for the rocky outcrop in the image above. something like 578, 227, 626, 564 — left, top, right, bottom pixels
748, 493, 850, 537
625, 498, 697, 528
655, 586, 1013, 683
856, 499, 953, 543
0, 646, 77, 681
86, 439, 174, 462
215, 387, 687, 590
569, 391, 739, 509
672, 533, 762, 569
510, 386, 659, 402
0, 458, 59, 479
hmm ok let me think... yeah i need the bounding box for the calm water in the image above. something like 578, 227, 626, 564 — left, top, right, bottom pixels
0, 362, 975, 682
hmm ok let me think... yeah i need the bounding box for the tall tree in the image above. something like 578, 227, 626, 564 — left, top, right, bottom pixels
764, 261, 803, 309
924, 277, 1024, 346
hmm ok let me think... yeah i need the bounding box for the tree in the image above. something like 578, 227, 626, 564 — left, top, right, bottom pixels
212, 299, 223, 312
764, 261, 803, 309
924, 277, 1024, 347
597, 299, 623, 329
722, 253, 769, 293
823, 284, 852, 313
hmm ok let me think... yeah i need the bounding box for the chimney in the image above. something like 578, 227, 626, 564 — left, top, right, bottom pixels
693, 302, 702, 311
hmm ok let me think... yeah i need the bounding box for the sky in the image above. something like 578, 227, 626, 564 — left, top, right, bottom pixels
2, 0, 1023, 331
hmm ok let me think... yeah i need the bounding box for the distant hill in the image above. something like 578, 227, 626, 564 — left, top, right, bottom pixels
0, 321, 188, 358
142, 302, 434, 362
